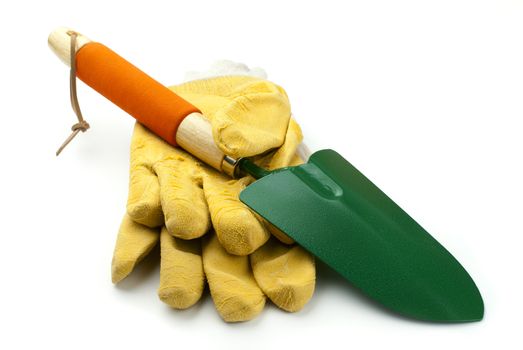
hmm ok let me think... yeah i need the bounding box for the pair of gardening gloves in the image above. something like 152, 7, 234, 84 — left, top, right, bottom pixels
111, 63, 315, 322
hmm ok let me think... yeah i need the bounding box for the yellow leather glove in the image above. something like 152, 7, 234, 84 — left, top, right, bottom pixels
111, 75, 315, 322
128, 76, 302, 254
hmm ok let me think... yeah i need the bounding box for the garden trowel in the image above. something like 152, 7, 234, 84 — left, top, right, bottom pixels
48, 27, 484, 322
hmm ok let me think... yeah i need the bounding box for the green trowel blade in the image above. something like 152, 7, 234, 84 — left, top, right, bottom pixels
239, 149, 483, 322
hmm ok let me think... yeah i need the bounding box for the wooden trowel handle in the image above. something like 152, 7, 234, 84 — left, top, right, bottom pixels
48, 27, 235, 175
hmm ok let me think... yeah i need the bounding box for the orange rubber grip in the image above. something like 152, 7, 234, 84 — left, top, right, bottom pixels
75, 42, 200, 146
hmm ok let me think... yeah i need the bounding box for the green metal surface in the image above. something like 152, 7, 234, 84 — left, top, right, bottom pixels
239, 149, 483, 322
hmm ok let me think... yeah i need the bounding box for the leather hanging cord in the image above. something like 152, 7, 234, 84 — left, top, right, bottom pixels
56, 31, 90, 156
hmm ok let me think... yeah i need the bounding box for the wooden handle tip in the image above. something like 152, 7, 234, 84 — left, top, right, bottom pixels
48, 27, 92, 66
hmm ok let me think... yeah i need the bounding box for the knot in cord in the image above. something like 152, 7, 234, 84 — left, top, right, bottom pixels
72, 120, 90, 132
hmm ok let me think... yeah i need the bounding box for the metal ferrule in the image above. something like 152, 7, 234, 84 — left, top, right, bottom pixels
221, 155, 241, 178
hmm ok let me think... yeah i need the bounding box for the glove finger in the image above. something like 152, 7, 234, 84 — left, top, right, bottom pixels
154, 159, 211, 239
250, 237, 315, 312
212, 79, 291, 159
127, 164, 163, 227
127, 124, 164, 227
202, 233, 266, 322
266, 118, 303, 170
262, 218, 295, 245
204, 175, 270, 255
111, 214, 160, 283
158, 227, 204, 309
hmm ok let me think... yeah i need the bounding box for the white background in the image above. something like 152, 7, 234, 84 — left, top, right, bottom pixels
1, 1, 522, 349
